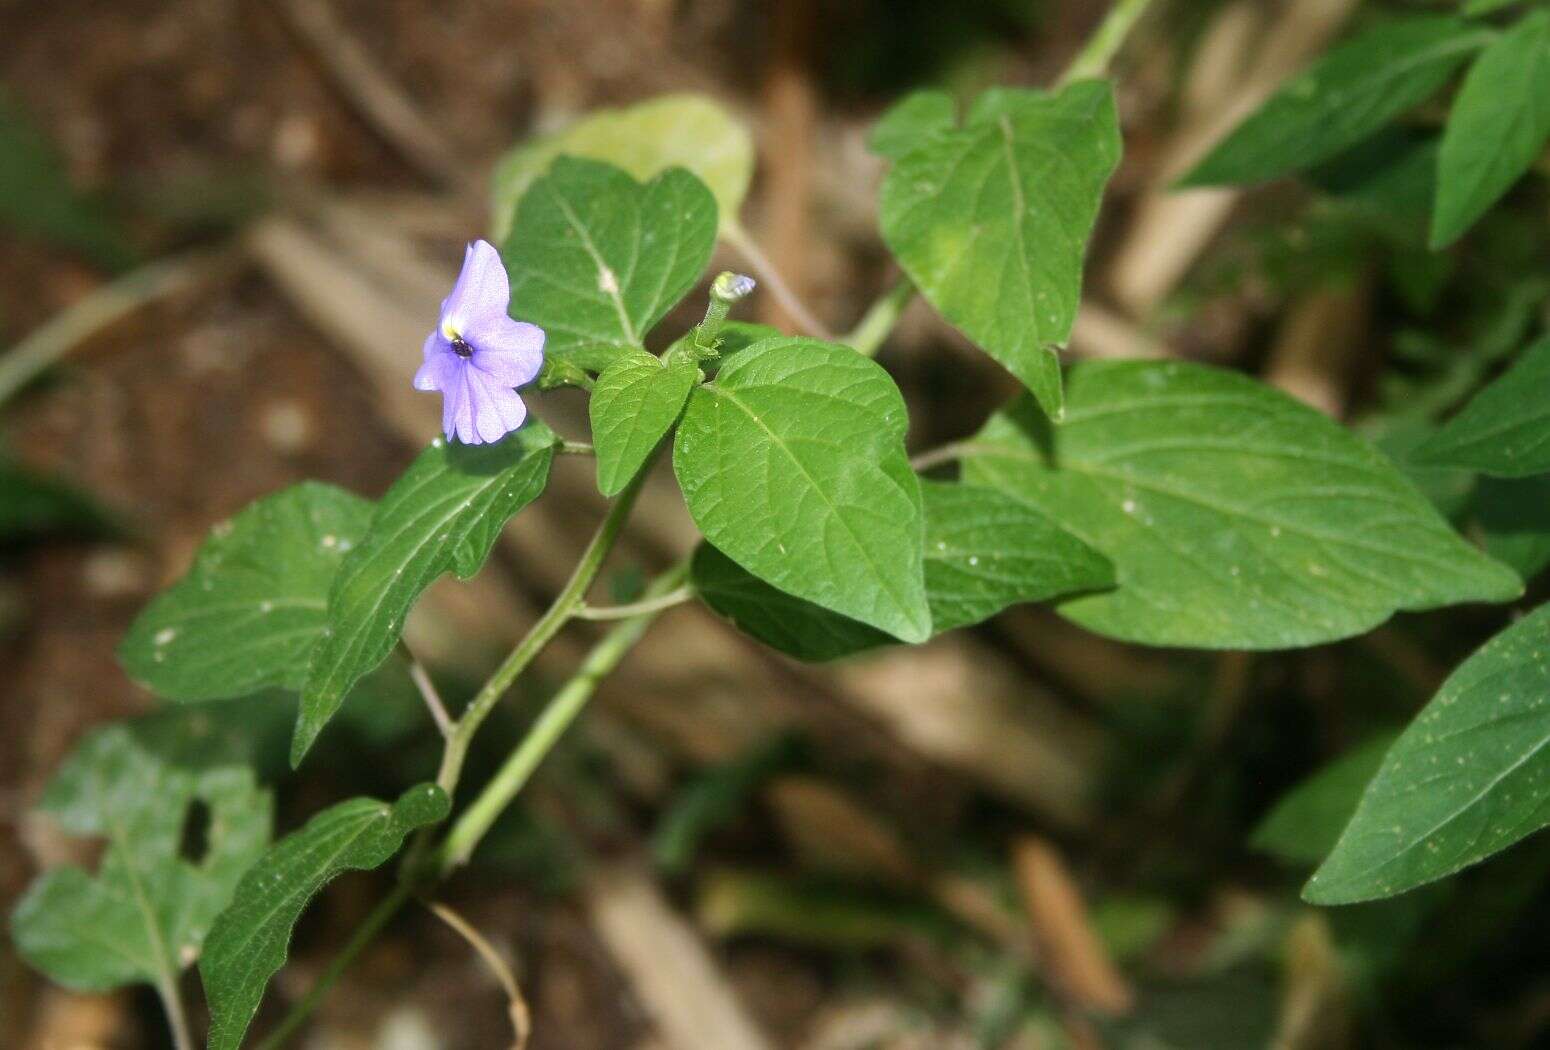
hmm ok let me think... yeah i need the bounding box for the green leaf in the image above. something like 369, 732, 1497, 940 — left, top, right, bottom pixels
879, 81, 1121, 421
1433, 12, 1550, 246
9, 722, 271, 991
674, 336, 931, 642
867, 89, 955, 160
1307, 603, 1550, 903
119, 483, 372, 703
502, 157, 718, 370
919, 479, 1114, 632
1416, 337, 1550, 476
1474, 474, 1550, 580
962, 361, 1522, 649
1181, 17, 1490, 187
490, 93, 753, 241
693, 544, 892, 661
1252, 732, 1398, 866
590, 349, 699, 496
296, 425, 556, 765
692, 479, 1113, 658
201, 784, 449, 1050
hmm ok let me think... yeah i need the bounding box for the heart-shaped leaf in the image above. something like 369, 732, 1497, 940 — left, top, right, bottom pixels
491, 93, 752, 241
878, 81, 1121, 420
674, 336, 931, 642
502, 156, 717, 370
120, 482, 372, 702
9, 722, 271, 992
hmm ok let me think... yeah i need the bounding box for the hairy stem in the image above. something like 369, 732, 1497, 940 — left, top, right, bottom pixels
723, 222, 835, 340
436, 559, 691, 873
1058, 0, 1157, 86
844, 277, 915, 359
433, 466, 650, 797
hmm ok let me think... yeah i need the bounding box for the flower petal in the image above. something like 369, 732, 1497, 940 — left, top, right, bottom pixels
467, 316, 545, 386
442, 364, 475, 443
414, 332, 458, 391
464, 368, 529, 444
441, 240, 510, 335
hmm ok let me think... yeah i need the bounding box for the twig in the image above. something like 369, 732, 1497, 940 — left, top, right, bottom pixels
0, 247, 231, 408
723, 223, 834, 340
398, 640, 454, 738
574, 585, 694, 621
275, 0, 468, 192
427, 901, 531, 1050
1058, 0, 1159, 86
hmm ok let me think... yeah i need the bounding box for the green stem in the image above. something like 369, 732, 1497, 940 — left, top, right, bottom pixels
574, 584, 694, 620
844, 277, 915, 359
254, 550, 684, 1050
435, 559, 691, 874
1058, 0, 1157, 86
156, 976, 194, 1050
251, 883, 413, 1050
909, 440, 977, 473
433, 467, 649, 797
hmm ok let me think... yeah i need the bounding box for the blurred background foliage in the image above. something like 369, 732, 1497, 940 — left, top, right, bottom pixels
2, 1, 1548, 1048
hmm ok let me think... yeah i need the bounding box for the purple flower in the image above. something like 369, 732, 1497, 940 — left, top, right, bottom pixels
414, 240, 545, 444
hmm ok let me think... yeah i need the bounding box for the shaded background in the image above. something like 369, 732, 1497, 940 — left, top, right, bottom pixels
4, 1, 1550, 1047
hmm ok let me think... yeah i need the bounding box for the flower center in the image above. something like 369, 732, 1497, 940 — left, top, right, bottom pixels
451, 336, 474, 359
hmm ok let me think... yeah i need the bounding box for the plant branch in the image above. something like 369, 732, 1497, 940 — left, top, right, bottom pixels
1058, 0, 1158, 86
436, 559, 691, 874
844, 277, 915, 359
432, 466, 651, 797
399, 640, 453, 737
574, 584, 694, 620
557, 439, 595, 455
156, 975, 194, 1050
723, 223, 835, 340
